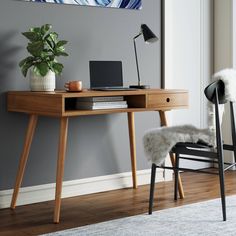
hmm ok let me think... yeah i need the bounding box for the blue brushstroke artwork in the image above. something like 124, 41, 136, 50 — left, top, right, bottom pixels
24, 0, 142, 9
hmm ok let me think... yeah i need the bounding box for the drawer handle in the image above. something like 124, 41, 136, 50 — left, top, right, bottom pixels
166, 98, 170, 103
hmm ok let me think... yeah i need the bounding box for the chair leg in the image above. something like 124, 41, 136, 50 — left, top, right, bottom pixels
174, 153, 179, 201
213, 92, 226, 221
218, 153, 226, 221
229, 102, 236, 164
149, 163, 157, 215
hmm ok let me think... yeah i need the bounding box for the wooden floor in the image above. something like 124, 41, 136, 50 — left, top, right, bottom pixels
1, 170, 236, 236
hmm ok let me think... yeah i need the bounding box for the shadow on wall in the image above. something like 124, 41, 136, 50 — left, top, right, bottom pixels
0, 31, 27, 190
0, 30, 23, 131
0, 30, 23, 123
0, 31, 22, 89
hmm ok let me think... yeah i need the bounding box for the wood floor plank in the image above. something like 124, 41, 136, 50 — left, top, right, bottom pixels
1, 170, 236, 236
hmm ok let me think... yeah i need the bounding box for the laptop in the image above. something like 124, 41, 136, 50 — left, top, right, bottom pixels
89, 61, 136, 91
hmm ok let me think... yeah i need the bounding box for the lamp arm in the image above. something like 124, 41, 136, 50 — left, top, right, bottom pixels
133, 33, 142, 86
134, 32, 142, 40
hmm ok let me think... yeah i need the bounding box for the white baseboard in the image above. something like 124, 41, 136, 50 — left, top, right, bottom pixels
0, 169, 164, 209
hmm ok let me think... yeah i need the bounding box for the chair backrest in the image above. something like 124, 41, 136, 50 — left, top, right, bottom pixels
204, 80, 227, 104
204, 80, 236, 153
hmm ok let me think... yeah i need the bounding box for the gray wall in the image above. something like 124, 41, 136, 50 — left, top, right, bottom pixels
0, 0, 161, 190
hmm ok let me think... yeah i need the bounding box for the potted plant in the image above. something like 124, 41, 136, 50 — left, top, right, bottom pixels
19, 24, 68, 91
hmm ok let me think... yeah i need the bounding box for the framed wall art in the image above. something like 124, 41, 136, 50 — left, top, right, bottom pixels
24, 0, 142, 10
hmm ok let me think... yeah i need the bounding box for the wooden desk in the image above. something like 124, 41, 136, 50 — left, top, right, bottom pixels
7, 89, 188, 223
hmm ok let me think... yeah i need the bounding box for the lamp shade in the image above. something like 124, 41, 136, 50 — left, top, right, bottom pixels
141, 24, 158, 43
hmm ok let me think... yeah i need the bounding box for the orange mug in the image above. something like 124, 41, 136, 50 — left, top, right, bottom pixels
64, 81, 82, 92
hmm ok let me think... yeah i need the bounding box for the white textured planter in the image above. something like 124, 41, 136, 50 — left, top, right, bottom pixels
30, 70, 56, 92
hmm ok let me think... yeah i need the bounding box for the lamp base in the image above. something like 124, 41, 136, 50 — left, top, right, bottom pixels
129, 84, 150, 89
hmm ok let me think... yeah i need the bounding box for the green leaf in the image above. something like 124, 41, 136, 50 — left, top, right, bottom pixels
52, 62, 63, 75
19, 56, 34, 67
61, 52, 69, 56
45, 38, 54, 49
54, 44, 68, 56
40, 50, 51, 59
48, 32, 58, 43
41, 24, 52, 35
21, 62, 32, 77
32, 66, 41, 76
30, 27, 41, 34
55, 46, 65, 53
55, 51, 69, 57
48, 55, 55, 61
47, 61, 54, 71
22, 32, 41, 42
27, 41, 44, 57
35, 62, 50, 76
45, 33, 58, 49
56, 40, 68, 47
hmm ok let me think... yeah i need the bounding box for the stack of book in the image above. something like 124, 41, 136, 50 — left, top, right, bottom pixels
76, 96, 128, 110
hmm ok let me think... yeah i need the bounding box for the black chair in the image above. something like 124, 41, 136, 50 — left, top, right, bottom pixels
148, 80, 236, 221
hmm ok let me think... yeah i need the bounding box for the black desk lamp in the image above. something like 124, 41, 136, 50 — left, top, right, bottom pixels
130, 24, 159, 89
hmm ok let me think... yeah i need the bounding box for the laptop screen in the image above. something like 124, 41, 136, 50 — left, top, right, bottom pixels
89, 61, 123, 88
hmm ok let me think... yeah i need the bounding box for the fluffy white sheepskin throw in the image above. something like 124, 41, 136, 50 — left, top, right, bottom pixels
143, 68, 236, 165
143, 125, 214, 165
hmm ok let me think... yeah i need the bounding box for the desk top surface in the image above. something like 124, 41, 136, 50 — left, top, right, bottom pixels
8, 88, 188, 98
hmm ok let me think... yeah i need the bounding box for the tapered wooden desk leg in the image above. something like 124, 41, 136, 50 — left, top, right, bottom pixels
159, 111, 185, 199
127, 112, 137, 189
54, 117, 69, 224
169, 153, 184, 199
11, 114, 38, 209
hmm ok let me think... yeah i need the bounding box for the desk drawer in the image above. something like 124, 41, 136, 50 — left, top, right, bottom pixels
147, 92, 188, 109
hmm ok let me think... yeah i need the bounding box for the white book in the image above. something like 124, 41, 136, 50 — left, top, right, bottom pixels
76, 96, 124, 102
76, 104, 128, 110
76, 101, 127, 106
